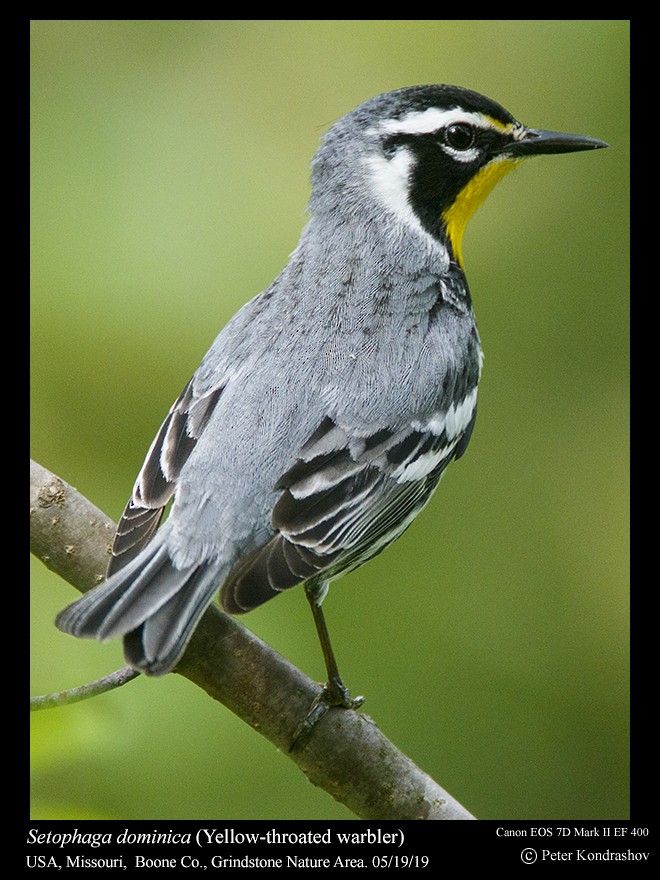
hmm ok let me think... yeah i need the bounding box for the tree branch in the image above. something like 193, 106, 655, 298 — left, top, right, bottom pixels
30, 458, 476, 820
30, 665, 140, 710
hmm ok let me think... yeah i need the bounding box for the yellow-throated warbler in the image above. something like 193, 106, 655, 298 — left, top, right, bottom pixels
57, 85, 607, 729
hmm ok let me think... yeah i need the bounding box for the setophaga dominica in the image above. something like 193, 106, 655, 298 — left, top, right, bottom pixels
56, 85, 607, 732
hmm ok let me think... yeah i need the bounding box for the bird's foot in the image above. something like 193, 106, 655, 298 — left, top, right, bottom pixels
289, 677, 364, 751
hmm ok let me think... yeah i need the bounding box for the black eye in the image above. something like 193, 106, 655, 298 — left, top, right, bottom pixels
443, 123, 475, 151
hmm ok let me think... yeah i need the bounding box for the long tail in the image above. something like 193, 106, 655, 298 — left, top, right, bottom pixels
55, 538, 226, 676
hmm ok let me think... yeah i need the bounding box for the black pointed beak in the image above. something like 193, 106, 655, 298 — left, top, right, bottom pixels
510, 128, 609, 157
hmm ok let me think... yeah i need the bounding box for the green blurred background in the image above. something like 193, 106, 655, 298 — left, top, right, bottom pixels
30, 20, 629, 820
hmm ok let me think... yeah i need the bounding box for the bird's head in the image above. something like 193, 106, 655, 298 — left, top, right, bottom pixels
311, 84, 607, 267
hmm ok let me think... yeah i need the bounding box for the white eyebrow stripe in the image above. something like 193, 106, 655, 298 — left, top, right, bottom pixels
376, 108, 501, 137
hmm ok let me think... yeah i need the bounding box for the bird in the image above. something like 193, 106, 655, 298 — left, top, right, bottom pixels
56, 84, 607, 732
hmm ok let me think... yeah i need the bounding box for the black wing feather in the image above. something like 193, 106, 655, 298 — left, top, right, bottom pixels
220, 408, 474, 614
108, 381, 223, 575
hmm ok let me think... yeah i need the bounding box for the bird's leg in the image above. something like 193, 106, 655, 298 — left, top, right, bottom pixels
289, 584, 364, 750
308, 586, 364, 710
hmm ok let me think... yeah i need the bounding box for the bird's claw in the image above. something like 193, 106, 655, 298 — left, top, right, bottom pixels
289, 679, 364, 751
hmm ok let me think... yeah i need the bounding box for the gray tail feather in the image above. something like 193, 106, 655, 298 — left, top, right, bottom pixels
122, 563, 224, 675
55, 541, 226, 676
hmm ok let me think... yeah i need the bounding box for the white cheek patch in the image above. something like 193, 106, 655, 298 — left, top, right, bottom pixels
363, 148, 424, 234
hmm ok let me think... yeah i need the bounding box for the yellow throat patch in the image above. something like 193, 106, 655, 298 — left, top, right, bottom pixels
442, 156, 520, 269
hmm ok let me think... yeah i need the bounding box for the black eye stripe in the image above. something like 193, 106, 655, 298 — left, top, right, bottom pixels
381, 123, 513, 161
381, 132, 416, 156
382, 124, 478, 154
